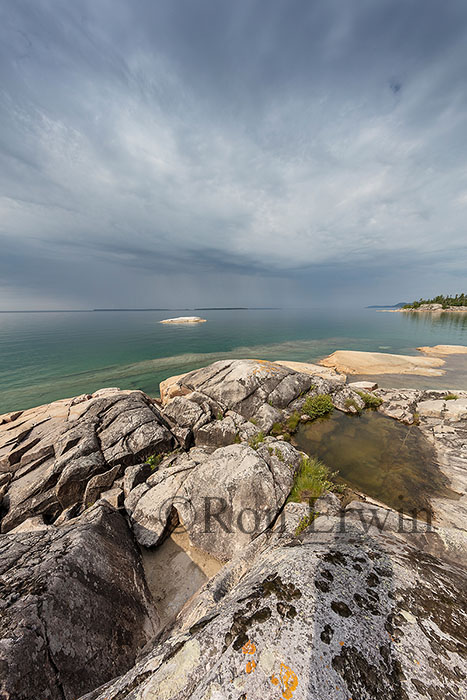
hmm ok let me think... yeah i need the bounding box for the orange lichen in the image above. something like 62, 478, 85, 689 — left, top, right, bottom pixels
246, 660, 256, 674
271, 663, 298, 699
242, 640, 256, 655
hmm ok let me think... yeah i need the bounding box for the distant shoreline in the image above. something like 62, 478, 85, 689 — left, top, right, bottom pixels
0, 307, 281, 313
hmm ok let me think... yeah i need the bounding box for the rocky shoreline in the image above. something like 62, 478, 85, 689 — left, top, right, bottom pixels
1, 358, 466, 699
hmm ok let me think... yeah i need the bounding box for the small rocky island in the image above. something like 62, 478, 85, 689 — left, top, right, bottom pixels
0, 358, 466, 699
160, 316, 207, 324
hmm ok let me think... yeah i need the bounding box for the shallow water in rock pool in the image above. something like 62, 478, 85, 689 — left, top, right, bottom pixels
294, 410, 457, 516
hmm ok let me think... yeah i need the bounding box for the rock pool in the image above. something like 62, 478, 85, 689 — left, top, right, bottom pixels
294, 409, 456, 516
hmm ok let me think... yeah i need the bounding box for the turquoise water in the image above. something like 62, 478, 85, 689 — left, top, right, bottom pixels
1, 308, 467, 414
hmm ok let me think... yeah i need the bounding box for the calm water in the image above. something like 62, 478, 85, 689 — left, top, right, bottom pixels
1, 308, 467, 414
294, 410, 457, 515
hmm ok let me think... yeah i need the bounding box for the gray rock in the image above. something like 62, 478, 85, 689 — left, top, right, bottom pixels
99, 486, 124, 509
161, 396, 212, 449
253, 403, 284, 432
0, 390, 175, 533
348, 380, 378, 391
9, 515, 49, 533
195, 415, 239, 447
83, 464, 121, 507
173, 359, 317, 418
122, 463, 152, 497
130, 442, 302, 560
375, 388, 423, 424
83, 504, 467, 700
331, 385, 366, 413
0, 503, 158, 700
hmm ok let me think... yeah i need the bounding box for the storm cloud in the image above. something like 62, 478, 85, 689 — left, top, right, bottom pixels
1, 0, 466, 308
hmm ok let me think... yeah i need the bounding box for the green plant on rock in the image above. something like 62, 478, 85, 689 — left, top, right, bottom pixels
303, 394, 334, 420
234, 432, 241, 444
288, 456, 338, 504
344, 397, 362, 414
274, 448, 284, 462
249, 431, 265, 450
271, 422, 284, 436
147, 453, 163, 471
286, 411, 301, 433
445, 393, 459, 400
356, 391, 383, 408
412, 411, 420, 425
249, 417, 258, 425
294, 512, 317, 536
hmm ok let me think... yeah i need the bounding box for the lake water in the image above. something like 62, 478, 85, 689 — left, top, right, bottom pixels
1, 307, 467, 415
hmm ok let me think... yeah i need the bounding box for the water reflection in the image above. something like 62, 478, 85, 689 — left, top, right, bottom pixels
402, 310, 467, 331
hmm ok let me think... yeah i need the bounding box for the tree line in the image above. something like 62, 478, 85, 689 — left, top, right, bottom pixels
404, 294, 467, 309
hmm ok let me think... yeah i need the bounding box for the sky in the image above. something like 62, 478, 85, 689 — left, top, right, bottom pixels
1, 0, 466, 310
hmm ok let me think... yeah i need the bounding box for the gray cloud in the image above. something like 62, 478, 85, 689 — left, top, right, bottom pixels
1, 0, 467, 309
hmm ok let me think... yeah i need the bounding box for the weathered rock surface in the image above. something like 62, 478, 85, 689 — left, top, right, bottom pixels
418, 344, 467, 356
0, 389, 175, 532
81, 503, 467, 700
160, 360, 315, 418
129, 441, 302, 560
161, 360, 363, 426
320, 350, 446, 376
161, 395, 212, 448
0, 358, 466, 700
0, 502, 158, 700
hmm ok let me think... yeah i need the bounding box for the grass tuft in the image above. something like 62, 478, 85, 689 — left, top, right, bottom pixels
249, 431, 265, 450
303, 394, 334, 419
288, 456, 338, 503
147, 453, 163, 471
294, 512, 317, 536
286, 411, 301, 432
344, 397, 362, 414
356, 391, 383, 408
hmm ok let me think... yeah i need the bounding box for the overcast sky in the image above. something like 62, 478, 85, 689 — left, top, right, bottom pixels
1, 0, 466, 309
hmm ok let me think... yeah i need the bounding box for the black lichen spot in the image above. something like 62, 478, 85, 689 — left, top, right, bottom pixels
367, 573, 380, 588
354, 593, 380, 616
320, 624, 334, 644
224, 606, 272, 651
261, 574, 302, 601
314, 579, 330, 593
251, 607, 271, 624
332, 645, 408, 699
353, 563, 363, 572
276, 602, 297, 619
331, 601, 352, 617
323, 550, 347, 566
321, 569, 334, 582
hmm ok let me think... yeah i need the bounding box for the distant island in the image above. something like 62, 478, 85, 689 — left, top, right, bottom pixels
367, 303, 407, 309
